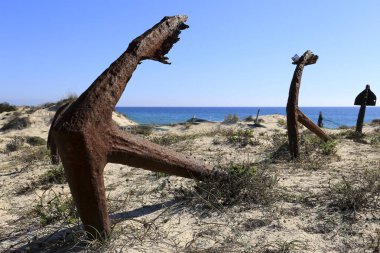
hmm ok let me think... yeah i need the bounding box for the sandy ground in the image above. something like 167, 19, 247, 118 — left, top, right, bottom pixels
0, 106, 380, 252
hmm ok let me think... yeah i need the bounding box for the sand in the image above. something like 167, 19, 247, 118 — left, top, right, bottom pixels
0, 105, 379, 252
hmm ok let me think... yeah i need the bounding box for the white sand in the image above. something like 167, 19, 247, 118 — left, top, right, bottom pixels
0, 106, 379, 252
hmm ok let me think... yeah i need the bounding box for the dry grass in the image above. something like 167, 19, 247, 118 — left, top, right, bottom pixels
178, 163, 279, 213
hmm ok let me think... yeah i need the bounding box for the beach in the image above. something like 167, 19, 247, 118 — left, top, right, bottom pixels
1, 104, 380, 252
116, 106, 380, 129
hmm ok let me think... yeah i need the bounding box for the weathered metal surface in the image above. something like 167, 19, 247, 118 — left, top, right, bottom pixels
47, 15, 213, 239
355, 84, 377, 134
354, 85, 376, 106
286, 50, 331, 159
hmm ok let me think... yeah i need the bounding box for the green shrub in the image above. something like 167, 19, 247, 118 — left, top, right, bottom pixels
39, 165, 66, 185
258, 240, 307, 253
131, 125, 155, 136
56, 94, 77, 107
227, 129, 258, 147
328, 170, 380, 212
21, 146, 50, 163
277, 118, 286, 127
32, 191, 78, 226
337, 125, 350, 130
180, 163, 278, 209
0, 102, 16, 113
16, 164, 65, 194
371, 119, 380, 125
154, 172, 168, 179
212, 137, 222, 145
244, 115, 255, 122
371, 136, 380, 146
26, 136, 47, 146
4, 136, 24, 153
150, 133, 195, 146
1, 117, 31, 131
223, 114, 239, 124
320, 141, 337, 155
230, 163, 256, 176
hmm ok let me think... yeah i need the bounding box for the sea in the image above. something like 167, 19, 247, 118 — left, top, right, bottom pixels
115, 107, 380, 129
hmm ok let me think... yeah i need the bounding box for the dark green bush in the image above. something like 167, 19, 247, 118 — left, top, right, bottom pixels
26, 136, 47, 146
39, 165, 66, 185
223, 114, 239, 124
227, 129, 258, 147
1, 117, 31, 131
244, 115, 255, 122
32, 191, 77, 226
320, 141, 337, 155
180, 163, 278, 209
150, 133, 195, 146
131, 125, 155, 136
0, 102, 16, 113
371, 119, 380, 125
328, 170, 380, 212
5, 136, 24, 153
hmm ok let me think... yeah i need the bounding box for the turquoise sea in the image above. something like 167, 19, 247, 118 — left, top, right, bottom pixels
115, 107, 380, 129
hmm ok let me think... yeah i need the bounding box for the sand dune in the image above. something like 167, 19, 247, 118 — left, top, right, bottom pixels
0, 105, 379, 252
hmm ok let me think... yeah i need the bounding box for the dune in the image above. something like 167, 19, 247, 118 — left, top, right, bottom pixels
0, 105, 379, 252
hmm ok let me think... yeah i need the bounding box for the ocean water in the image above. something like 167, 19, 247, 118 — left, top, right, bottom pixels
115, 107, 380, 129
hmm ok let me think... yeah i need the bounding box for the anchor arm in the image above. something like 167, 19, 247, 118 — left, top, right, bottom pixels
107, 127, 213, 179
66, 15, 189, 126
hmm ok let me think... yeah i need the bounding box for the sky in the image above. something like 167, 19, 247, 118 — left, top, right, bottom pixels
1, 1, 380, 107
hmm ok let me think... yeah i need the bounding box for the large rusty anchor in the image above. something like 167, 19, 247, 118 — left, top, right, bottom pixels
286, 50, 332, 159
48, 15, 213, 239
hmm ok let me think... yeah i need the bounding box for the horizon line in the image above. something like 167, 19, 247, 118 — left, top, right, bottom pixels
115, 105, 367, 108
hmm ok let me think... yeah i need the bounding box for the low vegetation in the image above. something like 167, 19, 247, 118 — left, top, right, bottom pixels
327, 169, 380, 213
277, 118, 286, 127
223, 113, 239, 124
150, 133, 196, 146
56, 94, 78, 107
371, 119, 380, 125
26, 136, 47, 146
130, 124, 155, 136
3, 108, 380, 252
39, 165, 66, 185
31, 189, 78, 226
179, 163, 278, 211
0, 102, 17, 113
226, 128, 259, 147
1, 116, 31, 131
4, 136, 24, 153
244, 115, 255, 122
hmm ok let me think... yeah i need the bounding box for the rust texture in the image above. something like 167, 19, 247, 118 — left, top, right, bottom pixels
355, 84, 377, 134
48, 15, 213, 239
286, 50, 331, 159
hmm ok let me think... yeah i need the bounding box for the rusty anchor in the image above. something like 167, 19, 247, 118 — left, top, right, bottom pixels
354, 84, 377, 134
286, 50, 332, 159
47, 15, 213, 239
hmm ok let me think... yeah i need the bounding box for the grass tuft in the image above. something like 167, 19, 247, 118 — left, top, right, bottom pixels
4, 136, 24, 153
26, 136, 47, 146
327, 169, 380, 213
223, 114, 239, 124
31, 189, 78, 226
179, 163, 278, 211
39, 165, 67, 185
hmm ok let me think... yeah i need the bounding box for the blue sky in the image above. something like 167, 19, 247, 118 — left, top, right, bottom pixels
1, 1, 379, 106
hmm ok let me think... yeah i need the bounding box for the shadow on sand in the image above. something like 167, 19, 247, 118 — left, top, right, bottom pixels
6, 199, 179, 253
